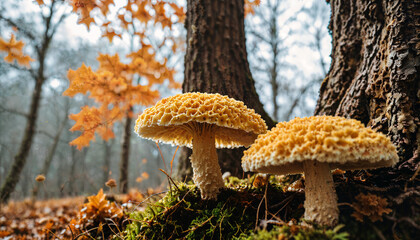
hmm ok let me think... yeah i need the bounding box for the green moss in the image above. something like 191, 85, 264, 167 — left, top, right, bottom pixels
125, 182, 256, 239
119, 168, 420, 240
240, 225, 349, 240
124, 178, 309, 239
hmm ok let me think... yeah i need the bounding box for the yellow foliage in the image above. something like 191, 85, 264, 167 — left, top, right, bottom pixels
65, 0, 183, 149
245, 0, 261, 16
0, 34, 34, 68
64, 51, 171, 149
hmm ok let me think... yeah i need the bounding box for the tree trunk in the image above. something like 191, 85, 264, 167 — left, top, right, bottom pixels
0, 76, 43, 203
315, 0, 419, 171
119, 111, 132, 193
315, 0, 418, 236
0, 0, 60, 203
68, 147, 88, 196
103, 139, 112, 187
176, 0, 275, 180
32, 114, 68, 199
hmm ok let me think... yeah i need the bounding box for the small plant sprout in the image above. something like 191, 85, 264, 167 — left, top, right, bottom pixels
134, 92, 267, 200
242, 116, 398, 226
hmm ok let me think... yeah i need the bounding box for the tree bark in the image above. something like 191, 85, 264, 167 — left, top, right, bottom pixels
176, 0, 275, 180
315, 0, 419, 235
119, 111, 132, 193
0, 76, 43, 203
0, 0, 62, 203
315, 0, 419, 170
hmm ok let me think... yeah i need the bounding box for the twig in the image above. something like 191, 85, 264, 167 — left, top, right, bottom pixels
255, 182, 269, 230
159, 169, 180, 192
170, 146, 179, 176
270, 194, 296, 220
371, 224, 387, 240
0, 105, 28, 118
130, 190, 168, 213
385, 215, 420, 230
155, 142, 168, 173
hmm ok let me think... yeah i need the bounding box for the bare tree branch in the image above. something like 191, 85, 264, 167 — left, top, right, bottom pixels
0, 15, 37, 41
0, 105, 28, 118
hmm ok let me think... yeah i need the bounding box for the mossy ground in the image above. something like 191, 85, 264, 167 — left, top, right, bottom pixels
123, 176, 350, 240
119, 168, 419, 240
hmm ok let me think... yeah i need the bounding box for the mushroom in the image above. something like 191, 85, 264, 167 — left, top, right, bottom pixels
242, 116, 398, 226
135, 92, 267, 199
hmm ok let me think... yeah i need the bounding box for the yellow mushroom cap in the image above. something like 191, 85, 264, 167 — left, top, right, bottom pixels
242, 116, 398, 174
135, 92, 267, 148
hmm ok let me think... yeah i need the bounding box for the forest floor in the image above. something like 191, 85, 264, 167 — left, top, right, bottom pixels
0, 196, 84, 239
0, 188, 157, 240
0, 173, 418, 239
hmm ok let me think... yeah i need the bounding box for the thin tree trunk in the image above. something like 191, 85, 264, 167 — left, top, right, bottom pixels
0, 1, 60, 203
31, 116, 68, 199
68, 147, 88, 196
68, 147, 77, 196
176, 0, 275, 180
268, 1, 279, 121
0, 77, 43, 203
103, 139, 112, 187
119, 110, 132, 193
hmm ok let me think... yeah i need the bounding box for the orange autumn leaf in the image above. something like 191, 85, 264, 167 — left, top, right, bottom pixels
79, 16, 96, 30
97, 0, 114, 15
101, 28, 122, 42
169, 3, 186, 23
65, 0, 184, 150
70, 0, 97, 29
68, 105, 122, 149
64, 52, 168, 149
132, 1, 152, 23
69, 189, 123, 238
63, 63, 96, 97
0, 34, 34, 68
245, 0, 261, 16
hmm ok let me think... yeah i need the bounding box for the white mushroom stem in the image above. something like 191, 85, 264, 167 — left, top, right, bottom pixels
303, 161, 339, 226
189, 123, 224, 200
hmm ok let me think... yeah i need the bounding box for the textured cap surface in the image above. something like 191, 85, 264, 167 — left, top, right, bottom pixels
242, 116, 398, 174
135, 92, 267, 148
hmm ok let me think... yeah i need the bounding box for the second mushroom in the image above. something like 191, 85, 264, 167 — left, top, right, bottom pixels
135, 92, 267, 200
242, 116, 398, 226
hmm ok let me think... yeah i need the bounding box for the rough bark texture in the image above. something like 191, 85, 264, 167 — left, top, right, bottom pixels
315, 0, 419, 236
119, 113, 132, 193
315, 0, 419, 167
176, 0, 275, 180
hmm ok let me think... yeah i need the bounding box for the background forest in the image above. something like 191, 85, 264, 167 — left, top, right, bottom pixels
0, 0, 330, 201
